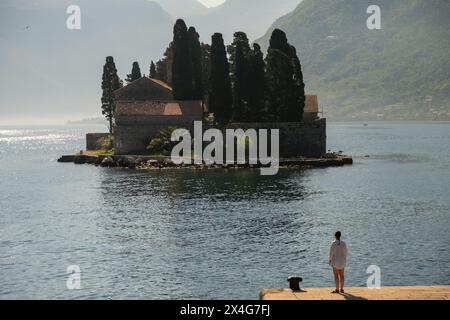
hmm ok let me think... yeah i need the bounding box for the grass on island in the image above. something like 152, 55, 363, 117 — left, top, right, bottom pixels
83, 149, 114, 156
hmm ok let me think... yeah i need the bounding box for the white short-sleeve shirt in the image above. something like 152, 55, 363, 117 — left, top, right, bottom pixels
329, 240, 347, 270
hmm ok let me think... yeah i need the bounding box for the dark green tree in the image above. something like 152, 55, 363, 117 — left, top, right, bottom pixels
162, 43, 174, 85
210, 33, 232, 125
155, 43, 173, 84
268, 28, 292, 55
229, 32, 251, 122
125, 61, 142, 84
101, 56, 122, 134
172, 19, 192, 100
265, 29, 305, 122
265, 48, 296, 122
149, 61, 156, 78
246, 43, 265, 122
290, 46, 306, 121
201, 43, 211, 99
155, 59, 166, 82
188, 27, 204, 100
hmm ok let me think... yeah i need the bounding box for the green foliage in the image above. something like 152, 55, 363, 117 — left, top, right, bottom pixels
125, 61, 142, 84
149, 61, 156, 78
101, 56, 122, 134
188, 27, 204, 100
229, 32, 251, 122
97, 135, 114, 151
155, 43, 174, 85
210, 33, 233, 125
201, 43, 212, 99
291, 46, 306, 121
265, 29, 305, 122
146, 126, 180, 156
155, 59, 167, 82
172, 19, 193, 100
265, 48, 296, 122
246, 44, 266, 122
257, 0, 450, 119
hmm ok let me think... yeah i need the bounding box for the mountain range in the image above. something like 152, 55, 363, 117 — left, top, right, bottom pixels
257, 0, 450, 120
1, 0, 448, 123
0, 0, 302, 123
180, 0, 301, 42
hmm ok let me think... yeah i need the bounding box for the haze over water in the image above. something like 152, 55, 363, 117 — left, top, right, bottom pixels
0, 122, 449, 299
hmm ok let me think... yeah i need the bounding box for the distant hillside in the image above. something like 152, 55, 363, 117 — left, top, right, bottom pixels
257, 0, 450, 120
0, 0, 173, 121
188, 0, 301, 42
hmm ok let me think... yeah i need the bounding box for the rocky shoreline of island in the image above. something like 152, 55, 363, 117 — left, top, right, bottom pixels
58, 152, 353, 170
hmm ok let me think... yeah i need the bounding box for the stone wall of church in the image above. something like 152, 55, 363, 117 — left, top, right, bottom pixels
114, 116, 198, 155
216, 119, 326, 158
112, 118, 326, 157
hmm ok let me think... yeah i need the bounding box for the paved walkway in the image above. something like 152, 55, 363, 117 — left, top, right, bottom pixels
260, 286, 450, 300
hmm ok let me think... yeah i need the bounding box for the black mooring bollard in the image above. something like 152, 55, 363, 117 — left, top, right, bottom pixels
287, 276, 303, 291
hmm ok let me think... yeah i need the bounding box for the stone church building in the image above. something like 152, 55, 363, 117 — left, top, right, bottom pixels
112, 76, 203, 154
87, 76, 325, 157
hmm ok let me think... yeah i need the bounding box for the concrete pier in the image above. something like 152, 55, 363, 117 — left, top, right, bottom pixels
260, 286, 450, 300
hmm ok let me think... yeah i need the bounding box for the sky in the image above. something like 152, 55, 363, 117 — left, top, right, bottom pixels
0, 0, 299, 125
197, 0, 226, 7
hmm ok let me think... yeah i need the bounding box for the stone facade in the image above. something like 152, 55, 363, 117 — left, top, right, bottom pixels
112, 77, 203, 155
219, 119, 326, 158
114, 109, 201, 155
114, 119, 326, 157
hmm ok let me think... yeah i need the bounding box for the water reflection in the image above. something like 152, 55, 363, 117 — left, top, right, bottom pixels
95, 168, 314, 299
99, 168, 308, 202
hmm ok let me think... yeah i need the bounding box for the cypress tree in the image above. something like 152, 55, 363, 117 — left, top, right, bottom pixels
210, 33, 232, 125
247, 44, 265, 122
164, 43, 174, 86
265, 29, 305, 122
101, 56, 122, 134
269, 28, 291, 55
290, 46, 306, 121
155, 59, 166, 82
154, 43, 174, 84
149, 61, 156, 78
265, 48, 295, 122
125, 61, 142, 84
172, 19, 192, 100
188, 27, 204, 100
201, 43, 211, 100
229, 32, 251, 122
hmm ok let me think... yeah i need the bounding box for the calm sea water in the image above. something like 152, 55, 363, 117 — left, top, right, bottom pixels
0, 122, 449, 299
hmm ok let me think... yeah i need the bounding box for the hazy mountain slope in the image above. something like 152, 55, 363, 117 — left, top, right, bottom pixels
190, 0, 301, 42
0, 0, 173, 122
152, 0, 208, 18
257, 0, 450, 120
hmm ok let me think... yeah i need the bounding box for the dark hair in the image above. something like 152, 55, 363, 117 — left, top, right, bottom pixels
335, 231, 341, 240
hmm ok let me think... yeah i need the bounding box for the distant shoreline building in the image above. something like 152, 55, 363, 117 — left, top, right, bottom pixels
86, 77, 326, 158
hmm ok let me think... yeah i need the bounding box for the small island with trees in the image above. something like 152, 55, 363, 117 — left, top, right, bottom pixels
59, 19, 352, 169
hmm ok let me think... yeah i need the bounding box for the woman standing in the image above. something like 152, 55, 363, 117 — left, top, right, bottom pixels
329, 231, 347, 293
